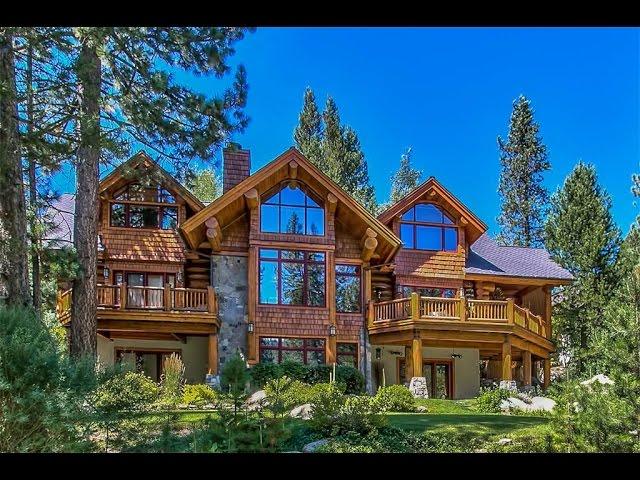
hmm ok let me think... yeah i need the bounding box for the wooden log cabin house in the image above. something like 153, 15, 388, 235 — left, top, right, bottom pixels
54, 146, 572, 396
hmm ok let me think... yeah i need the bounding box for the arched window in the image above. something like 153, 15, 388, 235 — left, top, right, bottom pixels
110, 183, 178, 230
399, 203, 457, 251
260, 182, 325, 236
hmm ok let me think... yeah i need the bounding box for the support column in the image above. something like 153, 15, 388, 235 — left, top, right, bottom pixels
405, 345, 414, 379
208, 333, 218, 375
327, 335, 337, 364
412, 335, 423, 378
532, 359, 539, 382
501, 338, 512, 381
523, 350, 532, 386
543, 357, 551, 390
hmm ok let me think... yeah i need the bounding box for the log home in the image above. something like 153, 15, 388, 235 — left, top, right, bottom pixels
54, 146, 572, 397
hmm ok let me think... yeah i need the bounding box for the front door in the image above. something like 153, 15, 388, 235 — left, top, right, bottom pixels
398, 358, 455, 399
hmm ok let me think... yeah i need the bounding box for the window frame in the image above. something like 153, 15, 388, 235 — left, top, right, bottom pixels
109, 183, 179, 230
335, 264, 362, 313
258, 248, 326, 307
337, 342, 358, 368
399, 285, 458, 299
259, 336, 326, 365
399, 203, 458, 252
259, 181, 326, 236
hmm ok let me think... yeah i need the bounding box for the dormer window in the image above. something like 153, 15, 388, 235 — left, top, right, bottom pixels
399, 203, 457, 252
260, 182, 324, 236
110, 183, 178, 230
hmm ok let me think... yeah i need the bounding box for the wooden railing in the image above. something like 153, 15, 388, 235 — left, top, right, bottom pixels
56, 284, 217, 320
370, 292, 548, 338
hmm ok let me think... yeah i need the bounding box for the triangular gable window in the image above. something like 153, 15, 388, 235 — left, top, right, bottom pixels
260, 182, 325, 236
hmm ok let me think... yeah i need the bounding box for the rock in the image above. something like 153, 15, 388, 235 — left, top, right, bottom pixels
302, 439, 329, 453
500, 397, 529, 412
245, 390, 267, 410
290, 403, 313, 420
416, 406, 429, 413
497, 438, 512, 445
501, 396, 556, 412
499, 380, 518, 392
528, 396, 556, 412
580, 374, 614, 387
409, 377, 430, 398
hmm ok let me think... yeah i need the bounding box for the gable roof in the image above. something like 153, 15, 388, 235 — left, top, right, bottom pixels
466, 233, 573, 283
180, 147, 402, 262
44, 193, 75, 247
99, 151, 205, 212
377, 177, 487, 244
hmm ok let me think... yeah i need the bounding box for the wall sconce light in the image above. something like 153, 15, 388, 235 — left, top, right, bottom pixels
247, 322, 254, 333
375, 347, 382, 360
176, 270, 183, 284
328, 324, 337, 336
103, 267, 110, 279
451, 353, 462, 359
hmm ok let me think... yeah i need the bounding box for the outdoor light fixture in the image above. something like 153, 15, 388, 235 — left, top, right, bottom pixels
328, 324, 337, 336
247, 322, 254, 333
451, 348, 462, 359
375, 348, 382, 360
103, 266, 110, 279
176, 270, 183, 284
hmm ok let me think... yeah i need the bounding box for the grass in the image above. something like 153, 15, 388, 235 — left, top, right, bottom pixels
415, 398, 477, 414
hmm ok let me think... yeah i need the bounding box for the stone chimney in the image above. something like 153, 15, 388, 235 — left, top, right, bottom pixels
223, 143, 251, 193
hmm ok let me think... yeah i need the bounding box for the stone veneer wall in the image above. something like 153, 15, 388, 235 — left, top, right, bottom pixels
211, 254, 248, 371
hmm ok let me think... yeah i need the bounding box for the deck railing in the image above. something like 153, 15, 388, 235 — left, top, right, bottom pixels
57, 284, 217, 321
369, 292, 548, 338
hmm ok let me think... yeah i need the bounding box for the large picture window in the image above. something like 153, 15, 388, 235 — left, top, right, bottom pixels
110, 183, 178, 230
336, 265, 361, 313
260, 182, 324, 236
337, 343, 358, 367
259, 337, 325, 365
399, 203, 457, 251
259, 249, 326, 306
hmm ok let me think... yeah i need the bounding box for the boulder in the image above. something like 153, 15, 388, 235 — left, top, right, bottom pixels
409, 377, 429, 398
528, 396, 556, 412
580, 374, 614, 387
501, 396, 556, 412
245, 390, 267, 410
416, 405, 429, 413
290, 403, 313, 420
497, 438, 512, 445
302, 439, 329, 453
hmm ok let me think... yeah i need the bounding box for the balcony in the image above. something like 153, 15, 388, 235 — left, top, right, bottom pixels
56, 284, 218, 326
368, 293, 550, 351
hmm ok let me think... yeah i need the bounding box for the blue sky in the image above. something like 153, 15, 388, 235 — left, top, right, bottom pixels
53, 27, 640, 236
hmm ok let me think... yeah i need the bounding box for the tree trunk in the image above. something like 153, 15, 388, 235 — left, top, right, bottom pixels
0, 31, 31, 306
26, 43, 41, 311
70, 38, 101, 358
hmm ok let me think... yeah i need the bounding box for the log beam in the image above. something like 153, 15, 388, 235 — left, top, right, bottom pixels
205, 216, 223, 251
288, 160, 298, 179
244, 188, 259, 210
362, 236, 378, 262
327, 193, 338, 215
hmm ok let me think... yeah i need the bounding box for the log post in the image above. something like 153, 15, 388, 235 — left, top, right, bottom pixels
412, 335, 423, 378
208, 333, 218, 375
501, 338, 512, 381
367, 300, 375, 329
459, 295, 467, 321
163, 283, 171, 311
506, 298, 515, 324
327, 335, 337, 364
410, 292, 420, 320
120, 282, 127, 310
207, 286, 217, 314
523, 350, 532, 386
543, 357, 551, 390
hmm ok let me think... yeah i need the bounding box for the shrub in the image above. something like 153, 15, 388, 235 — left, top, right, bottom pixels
249, 362, 282, 389
305, 364, 332, 385
159, 353, 185, 406
279, 360, 308, 382
94, 370, 159, 412
374, 385, 416, 412
0, 306, 97, 452
182, 384, 218, 407
335, 365, 365, 394
474, 386, 510, 413
265, 377, 313, 408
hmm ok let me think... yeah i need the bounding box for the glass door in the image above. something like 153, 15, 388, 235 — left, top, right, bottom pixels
397, 358, 454, 398
147, 274, 164, 308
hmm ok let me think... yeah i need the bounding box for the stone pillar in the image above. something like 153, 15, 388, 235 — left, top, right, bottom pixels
523, 350, 532, 386
360, 327, 374, 394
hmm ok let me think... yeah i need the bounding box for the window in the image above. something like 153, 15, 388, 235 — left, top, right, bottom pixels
399, 203, 457, 251
110, 183, 178, 230
259, 337, 326, 365
260, 182, 324, 236
116, 349, 180, 382
336, 265, 361, 313
259, 249, 326, 307
114, 271, 176, 308
337, 343, 358, 367
400, 285, 457, 298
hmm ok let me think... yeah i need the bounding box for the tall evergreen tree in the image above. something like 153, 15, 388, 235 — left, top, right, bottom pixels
293, 87, 322, 166
497, 95, 550, 247
293, 89, 377, 213
380, 147, 423, 212
187, 169, 222, 204
0, 29, 30, 306
544, 162, 622, 375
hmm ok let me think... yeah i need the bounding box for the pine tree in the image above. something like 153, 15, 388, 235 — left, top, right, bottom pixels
379, 147, 423, 212
544, 162, 622, 375
293, 89, 377, 213
187, 169, 222, 204
497, 95, 550, 247
293, 87, 322, 166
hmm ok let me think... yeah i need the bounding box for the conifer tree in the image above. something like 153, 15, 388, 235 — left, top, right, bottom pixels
379, 147, 423, 213
293, 89, 377, 213
187, 169, 222, 204
497, 95, 550, 247
544, 162, 622, 375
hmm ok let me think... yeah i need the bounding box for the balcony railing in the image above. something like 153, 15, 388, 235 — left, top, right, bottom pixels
56, 284, 217, 321
368, 293, 548, 339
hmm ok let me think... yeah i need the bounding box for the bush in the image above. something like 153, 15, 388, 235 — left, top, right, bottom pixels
0, 306, 97, 452
374, 385, 416, 412
159, 353, 185, 406
335, 365, 365, 394
474, 387, 510, 413
305, 364, 332, 385
94, 370, 159, 412
280, 360, 308, 382
249, 362, 282, 389
250, 362, 365, 394
264, 377, 313, 408
182, 384, 218, 407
